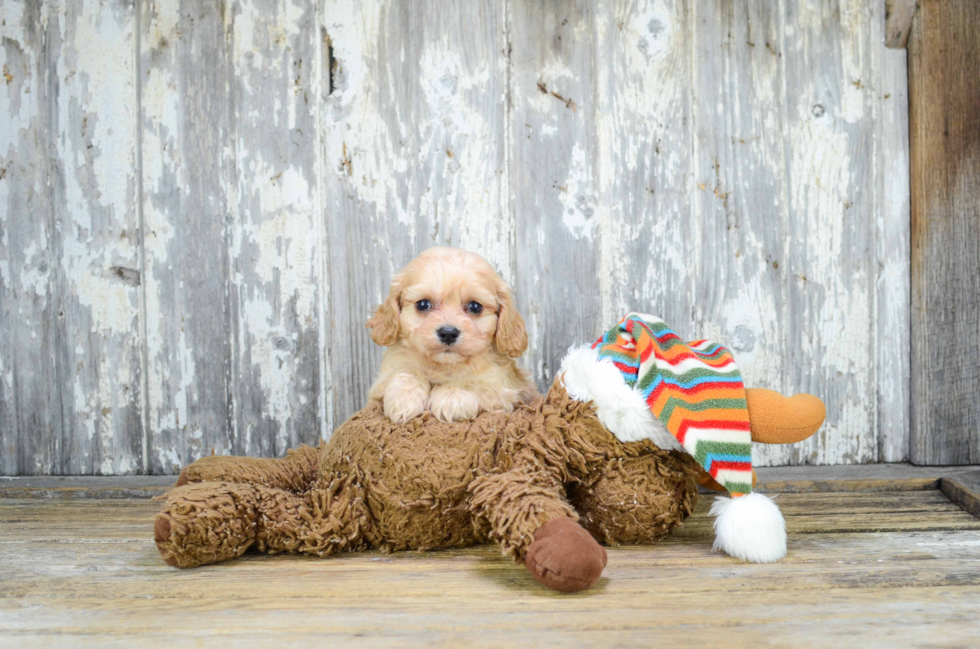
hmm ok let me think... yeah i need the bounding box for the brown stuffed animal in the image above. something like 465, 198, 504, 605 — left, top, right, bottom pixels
154, 376, 824, 592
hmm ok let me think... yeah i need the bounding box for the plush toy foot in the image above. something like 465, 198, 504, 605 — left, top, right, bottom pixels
524, 517, 607, 593
745, 388, 826, 444
154, 483, 259, 568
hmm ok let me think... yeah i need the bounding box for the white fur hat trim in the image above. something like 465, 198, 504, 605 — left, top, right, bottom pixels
559, 344, 683, 452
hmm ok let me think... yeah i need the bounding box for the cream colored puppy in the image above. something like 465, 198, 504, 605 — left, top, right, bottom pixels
367, 247, 538, 423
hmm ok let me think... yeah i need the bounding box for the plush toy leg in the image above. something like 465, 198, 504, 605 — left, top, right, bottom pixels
175, 444, 321, 493
468, 468, 605, 592
155, 482, 264, 568
571, 451, 701, 545
745, 388, 826, 444
155, 474, 369, 568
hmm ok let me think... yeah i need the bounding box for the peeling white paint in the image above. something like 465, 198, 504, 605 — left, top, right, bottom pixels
559, 143, 597, 240
0, 0, 145, 475
240, 162, 317, 322
19, 240, 49, 298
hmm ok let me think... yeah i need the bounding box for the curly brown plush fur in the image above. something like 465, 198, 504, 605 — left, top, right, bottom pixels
155, 380, 702, 591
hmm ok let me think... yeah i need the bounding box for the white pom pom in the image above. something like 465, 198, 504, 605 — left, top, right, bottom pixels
709, 493, 787, 563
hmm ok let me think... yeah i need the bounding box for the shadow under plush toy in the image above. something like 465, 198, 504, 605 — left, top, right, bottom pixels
155, 313, 825, 592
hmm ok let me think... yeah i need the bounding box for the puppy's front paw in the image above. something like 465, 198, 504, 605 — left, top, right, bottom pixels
428, 386, 481, 422
383, 376, 429, 424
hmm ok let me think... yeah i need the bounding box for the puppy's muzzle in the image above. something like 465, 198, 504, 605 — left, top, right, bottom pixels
437, 326, 460, 345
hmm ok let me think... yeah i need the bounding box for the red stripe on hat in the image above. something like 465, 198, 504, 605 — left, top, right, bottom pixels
647, 380, 745, 403
708, 460, 753, 476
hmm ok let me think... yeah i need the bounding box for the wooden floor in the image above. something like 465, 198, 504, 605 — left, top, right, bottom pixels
2, 467, 980, 648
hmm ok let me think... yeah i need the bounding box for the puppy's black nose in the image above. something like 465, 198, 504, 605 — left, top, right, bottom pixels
437, 326, 460, 345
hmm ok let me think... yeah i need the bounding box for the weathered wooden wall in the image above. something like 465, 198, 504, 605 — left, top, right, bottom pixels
909, 0, 980, 465
0, 0, 911, 475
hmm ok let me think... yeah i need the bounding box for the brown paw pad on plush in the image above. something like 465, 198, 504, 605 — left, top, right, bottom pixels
524, 517, 607, 593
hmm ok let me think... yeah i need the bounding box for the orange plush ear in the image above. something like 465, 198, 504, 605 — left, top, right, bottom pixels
494, 280, 528, 358
366, 272, 404, 346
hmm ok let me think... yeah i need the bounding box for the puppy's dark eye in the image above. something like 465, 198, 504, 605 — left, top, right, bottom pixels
466, 301, 483, 315
416, 299, 431, 312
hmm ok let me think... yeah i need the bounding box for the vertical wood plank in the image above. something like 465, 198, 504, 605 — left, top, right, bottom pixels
319, 0, 512, 425
875, 47, 911, 462
0, 1, 63, 475
140, 0, 323, 472
54, 0, 144, 475
686, 0, 792, 465
776, 0, 881, 465
1, 0, 143, 475
909, 0, 980, 465
509, 0, 601, 389
139, 0, 236, 472
223, 0, 322, 458
595, 0, 694, 334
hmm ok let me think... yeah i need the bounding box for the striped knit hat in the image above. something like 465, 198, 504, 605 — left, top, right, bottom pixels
559, 313, 787, 563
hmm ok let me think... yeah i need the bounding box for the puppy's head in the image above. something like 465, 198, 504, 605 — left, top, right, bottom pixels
367, 247, 528, 364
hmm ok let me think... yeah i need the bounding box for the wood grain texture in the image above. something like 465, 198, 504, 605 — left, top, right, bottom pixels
0, 475, 174, 499
688, 0, 907, 466
875, 45, 912, 463
0, 1, 62, 476
2, 0, 912, 473
595, 1, 697, 343
757, 462, 980, 493
138, 0, 237, 473
139, 0, 324, 472
776, 0, 886, 465
941, 471, 980, 520
222, 0, 323, 460
509, 0, 602, 387
0, 0, 144, 475
3, 491, 980, 647
909, 0, 980, 465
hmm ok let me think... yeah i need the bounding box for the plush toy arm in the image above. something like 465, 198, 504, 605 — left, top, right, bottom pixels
175, 444, 321, 493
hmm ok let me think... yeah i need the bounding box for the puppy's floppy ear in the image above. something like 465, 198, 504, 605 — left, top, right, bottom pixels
494, 280, 528, 358
367, 272, 404, 346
